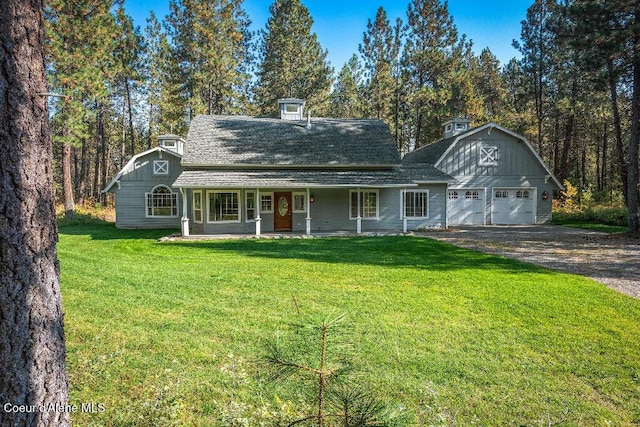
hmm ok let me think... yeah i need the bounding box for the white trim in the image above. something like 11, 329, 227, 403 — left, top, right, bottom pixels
259, 192, 274, 213
192, 190, 203, 224
206, 190, 242, 224
403, 189, 430, 219
490, 186, 537, 225
153, 160, 169, 175
349, 189, 380, 220
104, 147, 181, 193
430, 123, 564, 190
292, 192, 307, 213
145, 184, 179, 218
447, 187, 487, 226
245, 190, 256, 223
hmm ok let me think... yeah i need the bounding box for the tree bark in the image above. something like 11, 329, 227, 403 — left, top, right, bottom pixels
627, 11, 640, 236
0, 0, 70, 425
607, 58, 628, 203
62, 142, 74, 220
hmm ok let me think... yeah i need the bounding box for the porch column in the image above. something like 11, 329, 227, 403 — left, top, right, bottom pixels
180, 187, 189, 237
402, 188, 408, 233
356, 187, 362, 234
255, 188, 261, 237
305, 188, 311, 235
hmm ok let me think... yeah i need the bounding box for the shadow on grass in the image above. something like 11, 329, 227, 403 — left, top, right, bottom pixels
58, 220, 178, 241
164, 236, 545, 274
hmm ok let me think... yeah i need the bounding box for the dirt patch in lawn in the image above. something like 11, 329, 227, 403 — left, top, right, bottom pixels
420, 225, 640, 300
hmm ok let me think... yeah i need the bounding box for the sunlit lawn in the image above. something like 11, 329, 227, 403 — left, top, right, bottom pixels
58, 222, 640, 426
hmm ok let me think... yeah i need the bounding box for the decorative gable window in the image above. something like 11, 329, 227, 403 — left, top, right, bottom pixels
350, 190, 378, 219
153, 160, 169, 175
479, 146, 499, 166
404, 190, 429, 218
146, 185, 177, 217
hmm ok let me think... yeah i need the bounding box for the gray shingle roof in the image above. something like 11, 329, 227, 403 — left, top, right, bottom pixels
183, 115, 401, 166
401, 136, 457, 164
398, 164, 454, 183
173, 168, 416, 188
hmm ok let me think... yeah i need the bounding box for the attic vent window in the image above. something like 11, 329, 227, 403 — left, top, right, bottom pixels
479, 146, 499, 166
285, 104, 298, 113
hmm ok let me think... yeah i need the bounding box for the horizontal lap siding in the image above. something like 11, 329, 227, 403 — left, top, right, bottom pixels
405, 184, 447, 230
111, 151, 182, 229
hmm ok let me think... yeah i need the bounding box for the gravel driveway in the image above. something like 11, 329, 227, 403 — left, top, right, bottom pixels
420, 225, 640, 299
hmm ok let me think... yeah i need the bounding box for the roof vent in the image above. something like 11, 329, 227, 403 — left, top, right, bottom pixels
278, 98, 305, 120
443, 118, 471, 139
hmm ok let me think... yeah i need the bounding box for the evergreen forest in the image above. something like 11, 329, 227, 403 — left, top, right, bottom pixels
44, 0, 640, 234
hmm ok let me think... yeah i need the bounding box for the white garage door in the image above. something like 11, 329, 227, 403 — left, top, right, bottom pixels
491, 188, 536, 224
447, 189, 485, 225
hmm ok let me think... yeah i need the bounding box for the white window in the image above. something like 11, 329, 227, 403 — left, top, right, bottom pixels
495, 190, 509, 198
260, 193, 273, 213
208, 191, 240, 223
146, 185, 177, 217
516, 190, 531, 199
245, 191, 256, 221
448, 190, 459, 199
293, 192, 306, 213
479, 146, 499, 166
349, 190, 379, 219
405, 190, 429, 218
193, 191, 203, 223
285, 104, 299, 113
153, 160, 169, 175
465, 190, 480, 200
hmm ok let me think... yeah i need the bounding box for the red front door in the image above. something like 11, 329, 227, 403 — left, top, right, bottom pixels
274, 192, 292, 231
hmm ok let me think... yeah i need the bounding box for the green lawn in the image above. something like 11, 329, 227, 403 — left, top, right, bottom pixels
58, 223, 640, 426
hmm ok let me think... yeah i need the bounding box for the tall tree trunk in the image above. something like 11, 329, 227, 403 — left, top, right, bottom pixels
607, 58, 628, 202
62, 142, 74, 220
0, 1, 70, 426
627, 16, 640, 236
78, 138, 88, 205
125, 79, 136, 155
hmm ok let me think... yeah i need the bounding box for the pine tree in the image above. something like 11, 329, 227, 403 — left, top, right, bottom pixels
566, 0, 640, 235
328, 55, 363, 118
255, 0, 333, 116
401, 0, 462, 147
46, 0, 117, 214
164, 0, 252, 124
359, 7, 397, 122
1, 1, 69, 425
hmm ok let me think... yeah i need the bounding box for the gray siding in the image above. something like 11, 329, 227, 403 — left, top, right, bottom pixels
404, 184, 448, 230
110, 150, 182, 229
438, 128, 555, 224
191, 187, 406, 235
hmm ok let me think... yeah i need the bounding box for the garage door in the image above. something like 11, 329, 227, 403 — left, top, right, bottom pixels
447, 189, 485, 225
491, 188, 535, 224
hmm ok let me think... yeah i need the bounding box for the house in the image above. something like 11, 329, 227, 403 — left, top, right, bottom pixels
104, 99, 562, 235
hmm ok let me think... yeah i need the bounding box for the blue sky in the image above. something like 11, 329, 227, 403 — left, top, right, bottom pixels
126, 0, 532, 69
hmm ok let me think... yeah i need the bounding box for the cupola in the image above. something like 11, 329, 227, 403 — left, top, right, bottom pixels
443, 118, 471, 139
278, 98, 306, 120
157, 134, 184, 155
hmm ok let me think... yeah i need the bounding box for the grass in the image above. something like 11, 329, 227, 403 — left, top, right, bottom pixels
551, 221, 629, 234
57, 222, 640, 426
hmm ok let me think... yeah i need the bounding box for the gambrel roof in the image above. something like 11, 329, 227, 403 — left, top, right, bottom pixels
402, 122, 563, 189
182, 115, 402, 167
